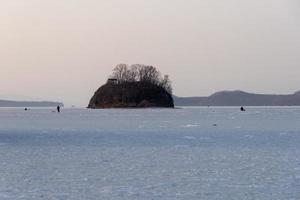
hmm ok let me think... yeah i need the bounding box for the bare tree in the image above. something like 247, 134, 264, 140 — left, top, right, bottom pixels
160, 75, 173, 94
110, 64, 172, 93
128, 64, 139, 82
112, 64, 129, 83
136, 65, 161, 84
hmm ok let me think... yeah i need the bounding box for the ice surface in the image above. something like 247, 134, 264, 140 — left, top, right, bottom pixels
0, 107, 300, 199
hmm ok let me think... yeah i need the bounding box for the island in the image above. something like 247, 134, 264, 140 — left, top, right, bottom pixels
88, 64, 174, 108
173, 90, 300, 106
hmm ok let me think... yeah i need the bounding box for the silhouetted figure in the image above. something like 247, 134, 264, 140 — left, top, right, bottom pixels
240, 106, 246, 112
57, 106, 60, 113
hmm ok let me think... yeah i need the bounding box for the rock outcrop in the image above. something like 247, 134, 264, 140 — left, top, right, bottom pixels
88, 82, 174, 108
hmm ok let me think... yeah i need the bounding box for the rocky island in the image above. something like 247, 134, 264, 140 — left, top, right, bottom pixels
88, 64, 174, 108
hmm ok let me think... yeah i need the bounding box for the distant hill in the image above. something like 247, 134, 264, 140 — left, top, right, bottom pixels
0, 100, 64, 107
174, 90, 300, 106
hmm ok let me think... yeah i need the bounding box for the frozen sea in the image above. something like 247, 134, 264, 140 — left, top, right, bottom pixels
0, 107, 300, 200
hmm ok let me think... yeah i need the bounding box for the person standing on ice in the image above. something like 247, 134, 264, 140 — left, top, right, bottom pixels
57, 105, 60, 113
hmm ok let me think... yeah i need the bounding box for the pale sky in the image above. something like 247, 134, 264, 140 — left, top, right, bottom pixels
1, 0, 299, 106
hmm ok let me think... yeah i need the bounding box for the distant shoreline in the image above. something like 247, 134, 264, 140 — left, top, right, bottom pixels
174, 90, 300, 106
0, 100, 64, 107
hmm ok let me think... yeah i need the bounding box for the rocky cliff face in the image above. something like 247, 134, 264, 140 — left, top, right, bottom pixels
88, 82, 174, 108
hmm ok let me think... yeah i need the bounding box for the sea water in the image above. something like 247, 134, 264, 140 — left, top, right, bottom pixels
0, 107, 299, 200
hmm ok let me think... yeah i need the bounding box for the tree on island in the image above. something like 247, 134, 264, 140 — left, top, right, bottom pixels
110, 64, 173, 94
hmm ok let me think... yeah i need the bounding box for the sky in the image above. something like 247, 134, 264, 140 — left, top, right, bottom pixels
1, 0, 299, 106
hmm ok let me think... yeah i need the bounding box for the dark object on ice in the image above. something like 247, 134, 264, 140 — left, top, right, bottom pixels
57, 106, 60, 113
240, 107, 246, 112
24, 108, 28, 111
213, 124, 217, 127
